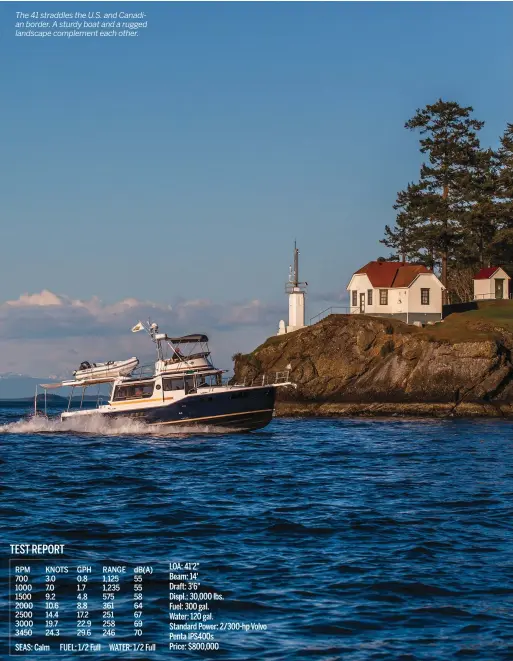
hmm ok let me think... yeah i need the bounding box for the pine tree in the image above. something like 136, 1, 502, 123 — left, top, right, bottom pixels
486, 124, 513, 272
381, 184, 424, 262
458, 147, 499, 268
403, 99, 485, 291
497, 123, 513, 226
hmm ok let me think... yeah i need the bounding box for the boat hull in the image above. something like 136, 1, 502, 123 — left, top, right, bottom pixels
62, 386, 277, 432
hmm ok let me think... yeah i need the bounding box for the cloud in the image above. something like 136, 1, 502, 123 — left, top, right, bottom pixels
0, 291, 173, 341
0, 291, 282, 377
6, 290, 64, 307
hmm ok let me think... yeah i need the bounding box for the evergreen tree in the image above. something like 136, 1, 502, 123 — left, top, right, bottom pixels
381, 184, 424, 263
497, 123, 513, 226
458, 147, 499, 268
485, 125, 513, 271
489, 228, 513, 271
404, 99, 485, 290
383, 104, 512, 299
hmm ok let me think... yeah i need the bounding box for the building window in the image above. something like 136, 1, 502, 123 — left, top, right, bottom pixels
352, 290, 357, 307
421, 288, 430, 305
367, 290, 373, 305
379, 290, 388, 305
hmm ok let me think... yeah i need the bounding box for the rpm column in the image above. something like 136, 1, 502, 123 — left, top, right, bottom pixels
13, 564, 34, 640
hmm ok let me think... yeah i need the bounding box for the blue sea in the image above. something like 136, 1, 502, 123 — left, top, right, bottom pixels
1, 407, 513, 660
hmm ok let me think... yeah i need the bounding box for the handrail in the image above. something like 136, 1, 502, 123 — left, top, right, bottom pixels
473, 293, 513, 300
309, 306, 350, 325
232, 370, 291, 387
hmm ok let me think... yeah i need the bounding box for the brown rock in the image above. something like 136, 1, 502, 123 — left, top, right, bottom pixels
231, 313, 513, 418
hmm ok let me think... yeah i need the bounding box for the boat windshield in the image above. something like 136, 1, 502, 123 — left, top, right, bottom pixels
113, 383, 154, 401
163, 373, 221, 391
163, 376, 194, 392
196, 373, 222, 387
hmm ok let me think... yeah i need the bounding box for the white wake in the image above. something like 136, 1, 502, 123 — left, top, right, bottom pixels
0, 414, 234, 437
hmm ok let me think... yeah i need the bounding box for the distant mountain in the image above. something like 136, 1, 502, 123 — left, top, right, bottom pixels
0, 394, 101, 408
0, 374, 57, 399
0, 374, 110, 400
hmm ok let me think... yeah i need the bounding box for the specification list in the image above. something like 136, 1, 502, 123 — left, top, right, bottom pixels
8, 546, 268, 655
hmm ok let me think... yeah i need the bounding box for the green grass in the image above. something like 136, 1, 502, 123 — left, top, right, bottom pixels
424, 300, 513, 342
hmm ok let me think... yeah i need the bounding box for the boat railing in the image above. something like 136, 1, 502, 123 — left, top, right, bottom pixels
128, 363, 155, 380
233, 370, 291, 387
33, 384, 111, 417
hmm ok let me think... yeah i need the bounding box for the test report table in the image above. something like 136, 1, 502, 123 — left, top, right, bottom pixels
9, 559, 265, 655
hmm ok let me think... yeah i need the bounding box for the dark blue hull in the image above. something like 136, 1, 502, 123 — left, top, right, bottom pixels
106, 386, 276, 432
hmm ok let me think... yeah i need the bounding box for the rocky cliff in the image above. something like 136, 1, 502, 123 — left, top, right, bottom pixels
232, 306, 513, 417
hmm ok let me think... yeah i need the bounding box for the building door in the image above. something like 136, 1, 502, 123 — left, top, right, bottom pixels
359, 293, 365, 313
495, 279, 504, 299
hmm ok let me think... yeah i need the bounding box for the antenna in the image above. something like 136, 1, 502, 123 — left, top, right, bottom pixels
293, 240, 299, 287
286, 241, 307, 292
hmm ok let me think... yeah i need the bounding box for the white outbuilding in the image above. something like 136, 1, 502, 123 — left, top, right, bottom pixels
473, 266, 511, 301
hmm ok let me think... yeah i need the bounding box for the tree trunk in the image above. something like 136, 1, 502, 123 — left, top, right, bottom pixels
441, 251, 448, 304
442, 184, 449, 303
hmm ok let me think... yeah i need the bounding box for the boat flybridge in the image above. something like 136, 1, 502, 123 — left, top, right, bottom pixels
35, 322, 293, 432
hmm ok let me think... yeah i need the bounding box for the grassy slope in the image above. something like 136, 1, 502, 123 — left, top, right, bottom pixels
422, 300, 513, 342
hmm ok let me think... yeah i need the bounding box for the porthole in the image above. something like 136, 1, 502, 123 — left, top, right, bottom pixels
156, 384, 161, 390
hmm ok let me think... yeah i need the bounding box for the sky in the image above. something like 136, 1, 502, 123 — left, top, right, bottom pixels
0, 1, 512, 377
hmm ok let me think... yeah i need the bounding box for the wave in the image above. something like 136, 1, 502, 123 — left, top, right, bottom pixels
0, 413, 233, 437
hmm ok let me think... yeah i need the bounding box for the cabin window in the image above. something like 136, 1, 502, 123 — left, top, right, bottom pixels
197, 375, 209, 388
367, 290, 373, 305
379, 289, 388, 305
352, 290, 357, 307
421, 288, 430, 305
184, 376, 195, 394
113, 383, 154, 401
163, 377, 184, 391
197, 373, 222, 387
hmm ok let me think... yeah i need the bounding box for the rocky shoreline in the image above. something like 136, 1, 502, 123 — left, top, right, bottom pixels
274, 401, 513, 418
232, 307, 513, 419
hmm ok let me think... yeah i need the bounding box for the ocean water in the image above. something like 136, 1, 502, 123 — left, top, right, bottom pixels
1, 407, 513, 660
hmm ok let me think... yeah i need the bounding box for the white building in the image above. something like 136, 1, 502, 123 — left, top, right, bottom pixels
473, 266, 510, 300
278, 243, 307, 335
346, 260, 445, 324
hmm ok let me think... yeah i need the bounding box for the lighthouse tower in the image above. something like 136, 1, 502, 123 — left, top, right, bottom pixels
278, 242, 307, 335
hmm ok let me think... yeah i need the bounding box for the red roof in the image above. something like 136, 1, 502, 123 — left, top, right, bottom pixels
355, 261, 432, 288
474, 266, 508, 280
